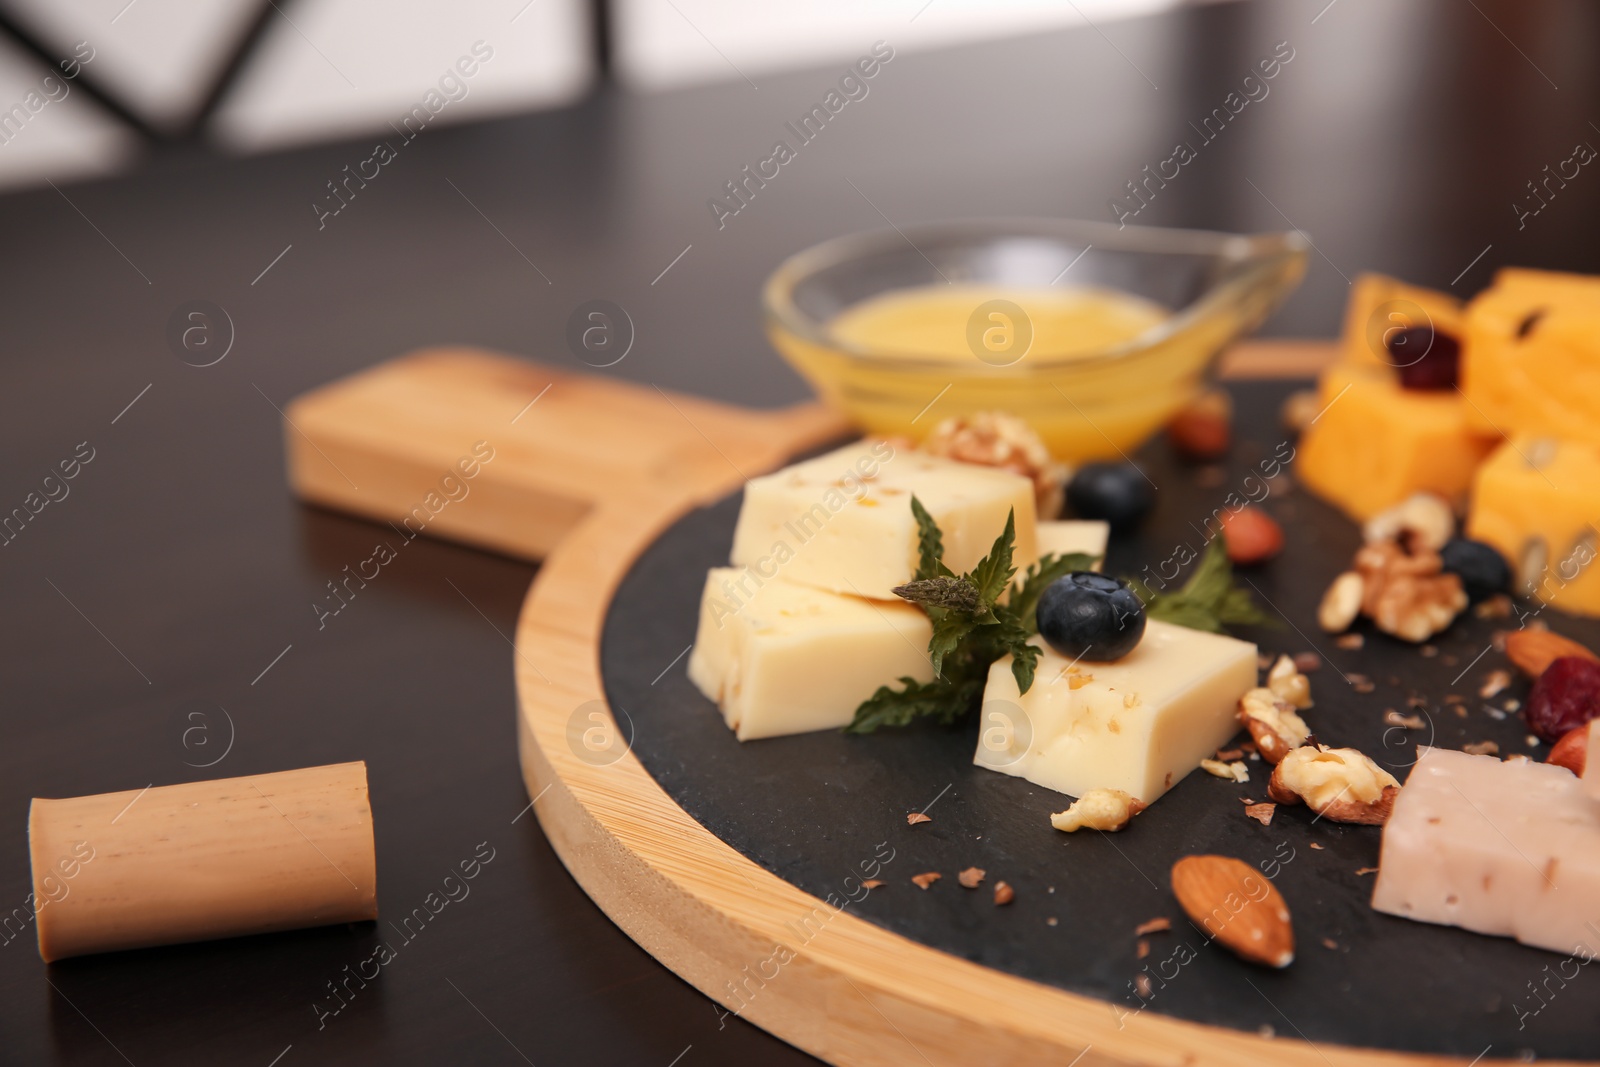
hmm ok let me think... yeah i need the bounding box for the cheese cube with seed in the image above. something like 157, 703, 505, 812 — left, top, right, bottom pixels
1371, 746, 1600, 956
686, 568, 933, 741
973, 621, 1258, 802
730, 441, 1037, 601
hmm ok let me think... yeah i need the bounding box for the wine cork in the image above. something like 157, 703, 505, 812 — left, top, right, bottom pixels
29, 762, 377, 962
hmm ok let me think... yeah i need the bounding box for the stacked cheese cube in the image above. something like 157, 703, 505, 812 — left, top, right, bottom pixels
686, 441, 1039, 740
688, 439, 1255, 809
1299, 269, 1600, 617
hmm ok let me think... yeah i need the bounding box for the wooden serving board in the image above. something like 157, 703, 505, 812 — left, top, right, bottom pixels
284, 343, 1597, 1067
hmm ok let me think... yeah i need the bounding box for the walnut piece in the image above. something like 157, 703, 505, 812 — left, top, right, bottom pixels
1266, 654, 1313, 708
1354, 540, 1467, 642
920, 412, 1067, 519
1237, 687, 1311, 763
1200, 758, 1251, 783
1267, 745, 1400, 825
1051, 788, 1146, 832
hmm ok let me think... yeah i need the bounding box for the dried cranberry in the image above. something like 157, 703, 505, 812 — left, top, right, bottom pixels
1386, 325, 1460, 391
1525, 655, 1600, 742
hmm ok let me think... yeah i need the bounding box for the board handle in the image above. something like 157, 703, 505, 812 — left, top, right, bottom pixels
283, 347, 850, 560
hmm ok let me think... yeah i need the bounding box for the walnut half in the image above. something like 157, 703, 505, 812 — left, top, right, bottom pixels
1354, 540, 1467, 643
1267, 745, 1400, 825
920, 412, 1067, 519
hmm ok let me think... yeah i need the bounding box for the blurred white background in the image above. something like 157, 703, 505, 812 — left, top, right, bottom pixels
0, 0, 1178, 189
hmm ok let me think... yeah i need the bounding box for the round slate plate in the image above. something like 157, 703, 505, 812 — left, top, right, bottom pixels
602, 381, 1600, 1061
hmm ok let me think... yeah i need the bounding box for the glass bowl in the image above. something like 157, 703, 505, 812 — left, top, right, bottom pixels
762, 218, 1309, 461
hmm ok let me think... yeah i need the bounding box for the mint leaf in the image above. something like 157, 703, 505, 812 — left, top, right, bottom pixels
966, 509, 1018, 609
910, 496, 953, 581
927, 613, 980, 677
845, 674, 983, 733
1132, 536, 1278, 634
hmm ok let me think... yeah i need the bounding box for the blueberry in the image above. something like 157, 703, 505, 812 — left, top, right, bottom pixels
1066, 463, 1153, 532
1387, 325, 1460, 391
1036, 572, 1146, 662
1439, 537, 1511, 602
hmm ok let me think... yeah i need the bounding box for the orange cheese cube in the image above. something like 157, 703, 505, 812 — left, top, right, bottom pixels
1461, 270, 1600, 449
1297, 363, 1498, 521
1339, 273, 1463, 368
1466, 437, 1600, 617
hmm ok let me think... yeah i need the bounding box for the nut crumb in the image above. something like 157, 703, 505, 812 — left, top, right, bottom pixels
1134, 973, 1152, 998
1215, 747, 1245, 761
1052, 789, 1146, 832
1046, 917, 1058, 927
1355, 867, 1379, 876
1480, 669, 1512, 699
1336, 633, 1365, 650
1505, 699, 1522, 712
1134, 917, 1172, 936
1475, 594, 1513, 619
1322, 937, 1339, 950
911, 872, 941, 889
1309, 842, 1324, 850
1384, 709, 1426, 729
1136, 939, 1150, 959
1201, 758, 1250, 783
1244, 802, 1276, 825
993, 881, 1014, 905
862, 879, 885, 889
1421, 644, 1439, 658
1345, 672, 1376, 694
1463, 741, 1500, 756
1293, 651, 1322, 673
906, 812, 932, 825
958, 866, 986, 889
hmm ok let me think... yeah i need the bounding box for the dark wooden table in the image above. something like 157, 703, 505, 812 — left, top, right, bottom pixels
1, 1, 1596, 1063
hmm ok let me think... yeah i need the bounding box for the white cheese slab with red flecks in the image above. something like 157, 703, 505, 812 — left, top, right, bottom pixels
1371, 746, 1600, 956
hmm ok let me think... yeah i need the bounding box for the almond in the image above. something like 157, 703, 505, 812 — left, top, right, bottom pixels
1167, 390, 1232, 460
1549, 724, 1589, 776
1170, 855, 1294, 968
992, 881, 1014, 905
1506, 629, 1599, 678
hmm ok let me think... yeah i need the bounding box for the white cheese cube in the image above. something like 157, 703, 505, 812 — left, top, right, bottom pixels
730, 442, 1037, 600
1037, 520, 1109, 570
973, 621, 1257, 803
1371, 746, 1600, 956
686, 568, 934, 741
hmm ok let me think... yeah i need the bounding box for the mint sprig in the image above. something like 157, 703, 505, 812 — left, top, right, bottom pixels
846, 501, 1273, 735
845, 497, 1093, 734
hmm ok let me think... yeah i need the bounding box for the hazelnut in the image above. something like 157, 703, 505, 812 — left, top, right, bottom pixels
1219, 507, 1284, 565
1167, 390, 1233, 460
1362, 493, 1456, 552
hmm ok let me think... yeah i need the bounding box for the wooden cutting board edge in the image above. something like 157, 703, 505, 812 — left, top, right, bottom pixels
288, 339, 1553, 1066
